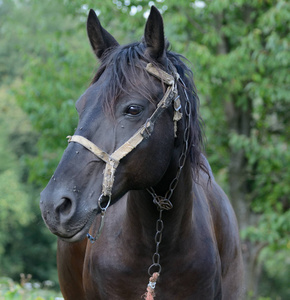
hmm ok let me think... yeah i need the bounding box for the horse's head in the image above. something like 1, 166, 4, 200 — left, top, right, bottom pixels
40, 6, 203, 242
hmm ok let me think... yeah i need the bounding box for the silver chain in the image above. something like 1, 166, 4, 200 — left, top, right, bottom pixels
147, 77, 191, 276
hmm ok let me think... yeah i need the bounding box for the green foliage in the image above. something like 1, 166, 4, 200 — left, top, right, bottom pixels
241, 210, 289, 249
0, 169, 30, 251
230, 133, 289, 210
256, 247, 290, 299
0, 88, 32, 262
0, 88, 58, 282
11, 1, 90, 186
0, 277, 62, 300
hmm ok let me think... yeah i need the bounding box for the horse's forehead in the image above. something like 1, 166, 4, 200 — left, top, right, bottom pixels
76, 65, 161, 114
75, 84, 101, 113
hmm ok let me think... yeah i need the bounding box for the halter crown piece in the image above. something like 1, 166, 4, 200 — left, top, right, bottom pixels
67, 62, 182, 242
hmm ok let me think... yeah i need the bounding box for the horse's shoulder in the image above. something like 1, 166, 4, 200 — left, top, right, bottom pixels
196, 160, 244, 296
194, 157, 242, 287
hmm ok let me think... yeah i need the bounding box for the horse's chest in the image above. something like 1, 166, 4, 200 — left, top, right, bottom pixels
82, 237, 151, 296
82, 238, 222, 300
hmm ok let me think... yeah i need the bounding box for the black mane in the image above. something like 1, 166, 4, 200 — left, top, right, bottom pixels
91, 41, 207, 179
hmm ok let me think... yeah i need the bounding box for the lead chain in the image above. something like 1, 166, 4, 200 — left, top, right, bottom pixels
148, 208, 164, 276
146, 77, 192, 280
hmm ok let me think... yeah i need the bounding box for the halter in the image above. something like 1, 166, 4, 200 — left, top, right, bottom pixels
67, 63, 182, 200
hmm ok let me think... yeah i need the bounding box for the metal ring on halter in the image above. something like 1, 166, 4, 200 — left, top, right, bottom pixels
98, 193, 111, 212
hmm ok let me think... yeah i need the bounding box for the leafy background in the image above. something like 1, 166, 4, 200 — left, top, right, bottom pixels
0, 0, 289, 299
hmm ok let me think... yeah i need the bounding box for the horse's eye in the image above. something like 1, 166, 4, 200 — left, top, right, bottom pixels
125, 105, 143, 116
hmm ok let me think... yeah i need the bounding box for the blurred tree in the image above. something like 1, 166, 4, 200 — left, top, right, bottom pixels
0, 87, 58, 282
0, 0, 21, 84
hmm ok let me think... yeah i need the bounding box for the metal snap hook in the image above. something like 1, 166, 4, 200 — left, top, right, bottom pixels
87, 193, 112, 244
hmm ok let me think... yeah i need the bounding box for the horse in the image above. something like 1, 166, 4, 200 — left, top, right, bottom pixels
40, 6, 243, 300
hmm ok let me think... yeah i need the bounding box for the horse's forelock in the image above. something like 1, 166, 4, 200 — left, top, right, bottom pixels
90, 42, 157, 114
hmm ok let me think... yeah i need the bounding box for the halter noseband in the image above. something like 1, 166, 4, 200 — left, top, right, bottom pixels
67, 63, 182, 202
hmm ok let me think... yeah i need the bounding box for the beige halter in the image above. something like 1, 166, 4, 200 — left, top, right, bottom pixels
67, 63, 182, 200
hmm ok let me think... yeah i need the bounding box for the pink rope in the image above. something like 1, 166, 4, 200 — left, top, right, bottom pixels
143, 272, 159, 300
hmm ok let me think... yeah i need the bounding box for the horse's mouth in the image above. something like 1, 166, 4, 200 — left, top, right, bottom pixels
57, 210, 98, 243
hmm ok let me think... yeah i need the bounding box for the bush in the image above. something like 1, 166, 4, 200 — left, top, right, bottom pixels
0, 276, 62, 300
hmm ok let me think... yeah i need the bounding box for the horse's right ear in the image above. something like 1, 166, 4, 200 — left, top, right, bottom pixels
87, 9, 119, 60
144, 6, 165, 62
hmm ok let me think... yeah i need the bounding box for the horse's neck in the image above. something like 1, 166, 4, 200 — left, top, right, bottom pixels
124, 158, 194, 248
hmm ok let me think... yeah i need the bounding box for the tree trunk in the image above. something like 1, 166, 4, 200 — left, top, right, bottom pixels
225, 98, 262, 298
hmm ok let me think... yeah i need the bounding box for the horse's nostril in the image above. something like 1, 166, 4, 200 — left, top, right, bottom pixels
57, 197, 73, 216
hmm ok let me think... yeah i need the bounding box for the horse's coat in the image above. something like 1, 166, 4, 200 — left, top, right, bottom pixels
40, 6, 243, 299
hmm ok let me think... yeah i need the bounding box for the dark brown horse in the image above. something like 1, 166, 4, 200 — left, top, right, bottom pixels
40, 6, 243, 300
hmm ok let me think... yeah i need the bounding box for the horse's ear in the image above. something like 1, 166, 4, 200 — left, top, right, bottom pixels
144, 6, 165, 61
87, 9, 119, 59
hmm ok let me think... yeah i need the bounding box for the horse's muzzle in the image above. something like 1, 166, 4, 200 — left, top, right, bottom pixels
40, 184, 99, 241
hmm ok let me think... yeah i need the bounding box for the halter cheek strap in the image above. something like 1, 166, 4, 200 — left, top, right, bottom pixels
67, 63, 181, 199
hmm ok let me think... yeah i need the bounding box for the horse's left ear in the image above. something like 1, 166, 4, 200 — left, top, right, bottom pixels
144, 6, 166, 61
87, 9, 119, 60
